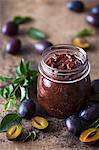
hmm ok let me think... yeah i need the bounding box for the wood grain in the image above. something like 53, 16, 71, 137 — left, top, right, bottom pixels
0, 0, 99, 150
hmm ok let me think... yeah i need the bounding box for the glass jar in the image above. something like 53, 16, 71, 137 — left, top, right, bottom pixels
37, 44, 91, 118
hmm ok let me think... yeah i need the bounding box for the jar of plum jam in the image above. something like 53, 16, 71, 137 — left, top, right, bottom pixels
37, 44, 91, 118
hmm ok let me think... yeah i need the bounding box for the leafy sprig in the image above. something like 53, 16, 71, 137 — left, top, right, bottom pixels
0, 59, 38, 110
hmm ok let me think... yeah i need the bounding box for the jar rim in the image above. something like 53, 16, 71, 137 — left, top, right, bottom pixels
42, 44, 87, 73
38, 63, 90, 83
39, 44, 90, 83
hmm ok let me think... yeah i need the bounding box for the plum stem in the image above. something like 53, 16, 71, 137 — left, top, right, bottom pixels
26, 87, 29, 99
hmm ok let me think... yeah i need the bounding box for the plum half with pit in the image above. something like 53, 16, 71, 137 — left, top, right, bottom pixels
6, 124, 32, 142
6, 124, 23, 141
32, 116, 48, 130
72, 37, 90, 50
18, 99, 36, 119
65, 115, 89, 136
80, 128, 99, 145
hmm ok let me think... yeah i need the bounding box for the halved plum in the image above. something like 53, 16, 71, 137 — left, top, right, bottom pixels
72, 37, 90, 50
80, 128, 99, 145
6, 124, 22, 141
32, 116, 48, 130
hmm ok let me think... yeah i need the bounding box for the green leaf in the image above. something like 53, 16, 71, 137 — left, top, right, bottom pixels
14, 76, 23, 85
76, 28, 92, 37
0, 113, 22, 132
3, 102, 10, 110
0, 89, 4, 97
0, 76, 13, 82
31, 70, 38, 77
16, 66, 22, 75
22, 132, 31, 142
0, 88, 9, 99
13, 16, 32, 25
0, 85, 14, 99
23, 79, 29, 86
30, 70, 38, 83
16, 59, 30, 75
90, 118, 99, 128
22, 131, 36, 142
3, 88, 9, 98
10, 101, 18, 109
20, 86, 26, 101
20, 59, 29, 74
31, 131, 37, 140
27, 27, 47, 40
16, 58, 29, 75
9, 95, 18, 109
7, 84, 14, 95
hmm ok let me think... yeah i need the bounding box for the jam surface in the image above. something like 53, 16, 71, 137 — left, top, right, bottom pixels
46, 53, 82, 70
37, 52, 91, 118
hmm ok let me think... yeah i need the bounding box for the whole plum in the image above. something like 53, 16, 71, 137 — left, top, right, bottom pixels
6, 38, 21, 55
86, 13, 99, 27
67, 1, 84, 12
91, 79, 99, 95
18, 99, 36, 119
2, 21, 18, 36
90, 5, 99, 15
65, 115, 89, 135
79, 104, 99, 121
33, 40, 53, 54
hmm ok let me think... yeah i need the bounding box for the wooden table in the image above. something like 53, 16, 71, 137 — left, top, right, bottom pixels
0, 0, 99, 149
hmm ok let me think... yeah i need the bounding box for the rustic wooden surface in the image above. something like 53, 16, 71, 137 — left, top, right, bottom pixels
0, 0, 99, 150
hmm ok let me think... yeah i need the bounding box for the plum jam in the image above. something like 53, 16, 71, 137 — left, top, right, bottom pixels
37, 44, 91, 118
